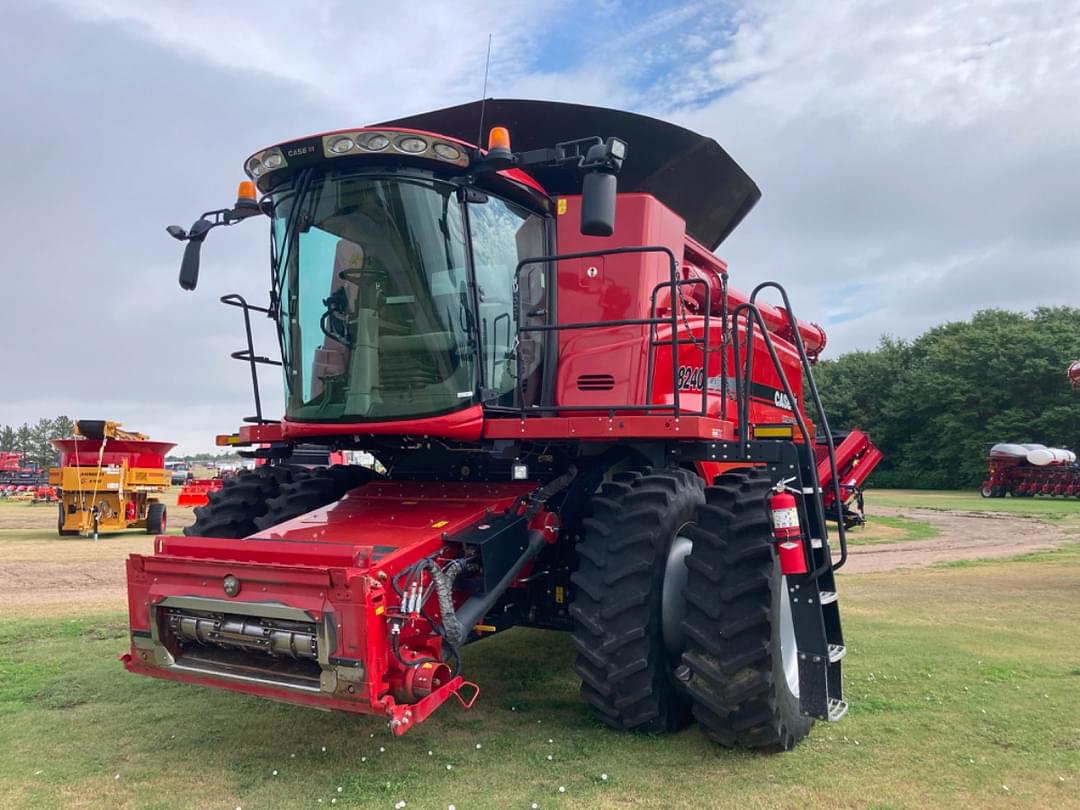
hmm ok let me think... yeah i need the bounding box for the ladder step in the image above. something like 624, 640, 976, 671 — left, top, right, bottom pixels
819, 590, 837, 605
827, 698, 849, 722
828, 643, 847, 663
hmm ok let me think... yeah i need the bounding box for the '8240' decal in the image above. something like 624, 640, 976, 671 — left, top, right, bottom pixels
676, 365, 707, 391
675, 366, 794, 411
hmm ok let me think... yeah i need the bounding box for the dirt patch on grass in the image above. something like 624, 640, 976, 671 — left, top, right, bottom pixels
0, 497, 196, 617
842, 506, 1074, 573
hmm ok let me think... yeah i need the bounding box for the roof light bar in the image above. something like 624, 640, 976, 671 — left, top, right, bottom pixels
318, 129, 470, 166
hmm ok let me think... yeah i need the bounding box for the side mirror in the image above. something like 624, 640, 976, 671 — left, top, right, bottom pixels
580, 171, 617, 237
171, 182, 263, 291
177, 218, 214, 291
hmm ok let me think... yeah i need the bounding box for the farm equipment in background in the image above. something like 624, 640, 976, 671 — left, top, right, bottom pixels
176, 478, 224, 507
126, 99, 882, 752
1069, 359, 1080, 389
30, 484, 58, 504
0, 452, 47, 489
814, 429, 882, 526
50, 420, 175, 537
982, 443, 1080, 498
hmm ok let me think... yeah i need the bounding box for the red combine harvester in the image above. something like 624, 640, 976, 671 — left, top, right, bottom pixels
982, 443, 1080, 498
126, 100, 882, 750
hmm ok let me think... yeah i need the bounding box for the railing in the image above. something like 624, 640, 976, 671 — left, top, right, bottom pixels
220, 294, 282, 424
511, 246, 715, 418
731, 285, 848, 575
506, 246, 844, 577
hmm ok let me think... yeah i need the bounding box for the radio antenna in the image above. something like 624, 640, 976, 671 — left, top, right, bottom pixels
476, 33, 493, 146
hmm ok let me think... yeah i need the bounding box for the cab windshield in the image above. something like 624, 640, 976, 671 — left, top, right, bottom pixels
272, 173, 474, 421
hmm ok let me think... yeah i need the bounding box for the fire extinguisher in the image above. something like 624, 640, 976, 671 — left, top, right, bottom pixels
125, 499, 137, 521
769, 486, 809, 575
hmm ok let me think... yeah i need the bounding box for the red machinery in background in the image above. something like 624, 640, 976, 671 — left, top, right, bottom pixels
175, 479, 224, 507
982, 443, 1080, 498
0, 452, 47, 489
126, 100, 882, 752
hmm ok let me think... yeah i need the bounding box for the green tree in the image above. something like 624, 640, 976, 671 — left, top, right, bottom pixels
29, 417, 59, 469
814, 307, 1080, 489
14, 424, 33, 460
0, 425, 14, 452
52, 416, 74, 441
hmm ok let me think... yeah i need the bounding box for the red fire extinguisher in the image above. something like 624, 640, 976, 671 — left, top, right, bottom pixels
126, 499, 137, 521
769, 487, 809, 575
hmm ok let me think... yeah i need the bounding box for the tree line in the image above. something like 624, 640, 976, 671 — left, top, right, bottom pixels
0, 416, 74, 470
812, 307, 1080, 489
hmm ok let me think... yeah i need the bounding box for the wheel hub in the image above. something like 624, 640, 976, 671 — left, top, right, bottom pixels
779, 577, 800, 698
661, 530, 694, 662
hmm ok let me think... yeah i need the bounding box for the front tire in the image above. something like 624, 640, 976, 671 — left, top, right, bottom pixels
253, 465, 377, 531
185, 465, 301, 539
681, 469, 813, 751
570, 467, 704, 733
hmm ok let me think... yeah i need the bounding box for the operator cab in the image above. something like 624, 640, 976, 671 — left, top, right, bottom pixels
170, 118, 625, 426
268, 163, 548, 421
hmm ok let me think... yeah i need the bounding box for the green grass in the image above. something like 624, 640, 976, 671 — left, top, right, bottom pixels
2, 551, 1079, 808
867, 488, 1080, 519
846, 515, 941, 546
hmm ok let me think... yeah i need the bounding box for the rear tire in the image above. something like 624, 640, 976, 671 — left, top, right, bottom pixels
979, 483, 993, 498
57, 502, 77, 536
185, 465, 301, 539
146, 502, 167, 534
681, 469, 813, 751
570, 467, 704, 733
253, 465, 377, 531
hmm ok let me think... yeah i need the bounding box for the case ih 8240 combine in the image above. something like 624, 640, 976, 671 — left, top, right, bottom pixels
126, 100, 881, 751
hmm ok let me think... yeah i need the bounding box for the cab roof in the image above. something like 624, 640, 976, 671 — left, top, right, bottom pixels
379, 98, 761, 249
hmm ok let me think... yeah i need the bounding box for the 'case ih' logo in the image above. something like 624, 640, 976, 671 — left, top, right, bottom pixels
286, 144, 316, 158
773, 390, 794, 411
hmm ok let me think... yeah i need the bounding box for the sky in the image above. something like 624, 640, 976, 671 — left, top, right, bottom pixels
1, 0, 1078, 453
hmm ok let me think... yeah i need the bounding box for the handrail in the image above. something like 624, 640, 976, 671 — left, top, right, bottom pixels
729, 300, 836, 580
220, 294, 281, 424
513, 245, 702, 418
750, 282, 848, 571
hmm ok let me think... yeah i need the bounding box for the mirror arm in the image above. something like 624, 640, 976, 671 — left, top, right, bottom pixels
170, 200, 264, 291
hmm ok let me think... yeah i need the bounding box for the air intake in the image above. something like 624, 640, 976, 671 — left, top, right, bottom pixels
576, 374, 615, 391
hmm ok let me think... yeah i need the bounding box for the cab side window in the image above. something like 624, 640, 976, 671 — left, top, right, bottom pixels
467, 197, 546, 405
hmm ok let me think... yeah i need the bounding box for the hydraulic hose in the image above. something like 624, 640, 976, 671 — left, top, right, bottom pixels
444, 528, 547, 647
440, 465, 578, 647
426, 557, 469, 647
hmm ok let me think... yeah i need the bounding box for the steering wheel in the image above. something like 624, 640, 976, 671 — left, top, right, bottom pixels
320, 287, 352, 345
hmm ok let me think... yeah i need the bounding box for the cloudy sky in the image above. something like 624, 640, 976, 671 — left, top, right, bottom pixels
2, 0, 1078, 453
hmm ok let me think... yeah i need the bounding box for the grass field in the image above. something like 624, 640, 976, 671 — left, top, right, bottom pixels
845, 515, 940, 546
0, 491, 1078, 808
867, 488, 1080, 519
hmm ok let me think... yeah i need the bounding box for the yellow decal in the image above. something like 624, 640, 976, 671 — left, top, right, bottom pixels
473, 624, 497, 633
557, 198, 567, 215
375, 605, 385, 615
421, 662, 434, 669
554, 586, 565, 604
432, 520, 449, 528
